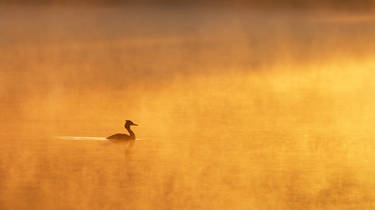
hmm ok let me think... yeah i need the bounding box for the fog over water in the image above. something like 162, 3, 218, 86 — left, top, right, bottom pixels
1, 5, 375, 210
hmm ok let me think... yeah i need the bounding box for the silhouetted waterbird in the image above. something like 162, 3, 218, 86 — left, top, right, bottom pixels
107, 120, 138, 142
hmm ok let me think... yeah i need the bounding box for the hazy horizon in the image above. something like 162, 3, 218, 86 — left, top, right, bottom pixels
1, 0, 375, 11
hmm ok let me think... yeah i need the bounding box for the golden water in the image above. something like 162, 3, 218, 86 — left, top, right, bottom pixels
1, 6, 375, 210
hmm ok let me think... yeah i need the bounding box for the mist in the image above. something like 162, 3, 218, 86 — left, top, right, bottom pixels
1, 4, 375, 210
2, 0, 375, 10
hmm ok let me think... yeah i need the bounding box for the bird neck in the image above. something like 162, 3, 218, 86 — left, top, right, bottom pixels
125, 125, 135, 138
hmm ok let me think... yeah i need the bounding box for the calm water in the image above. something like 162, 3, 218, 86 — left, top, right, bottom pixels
1, 6, 375, 210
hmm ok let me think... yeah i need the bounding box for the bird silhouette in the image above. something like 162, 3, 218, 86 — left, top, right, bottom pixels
107, 120, 138, 142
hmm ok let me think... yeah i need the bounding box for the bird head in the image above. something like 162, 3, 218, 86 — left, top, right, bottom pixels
125, 120, 138, 127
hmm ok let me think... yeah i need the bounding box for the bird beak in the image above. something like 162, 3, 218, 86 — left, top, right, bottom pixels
133, 123, 138, 126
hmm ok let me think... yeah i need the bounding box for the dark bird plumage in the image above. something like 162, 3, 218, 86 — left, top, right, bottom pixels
107, 120, 138, 142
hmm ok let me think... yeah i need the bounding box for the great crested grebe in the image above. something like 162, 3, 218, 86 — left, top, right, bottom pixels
107, 120, 138, 141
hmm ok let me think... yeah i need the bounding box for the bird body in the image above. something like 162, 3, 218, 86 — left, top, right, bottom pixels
107, 133, 133, 140
107, 120, 138, 142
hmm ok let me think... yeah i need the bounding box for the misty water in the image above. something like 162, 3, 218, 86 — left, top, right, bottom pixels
1, 6, 375, 210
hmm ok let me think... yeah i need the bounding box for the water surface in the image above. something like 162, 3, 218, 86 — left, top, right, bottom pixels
1, 6, 375, 210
